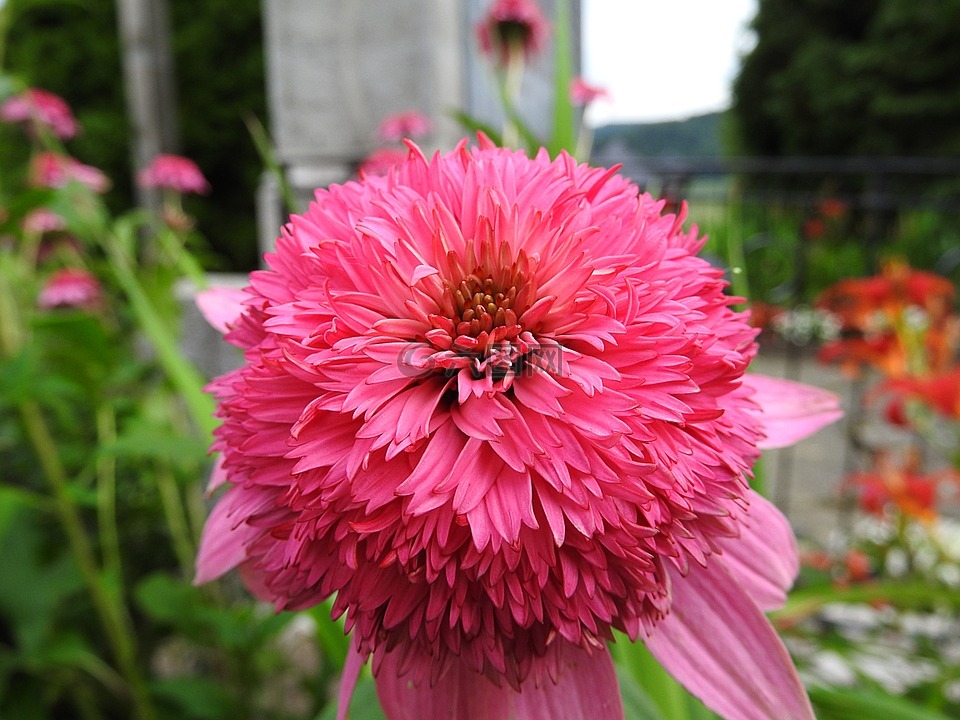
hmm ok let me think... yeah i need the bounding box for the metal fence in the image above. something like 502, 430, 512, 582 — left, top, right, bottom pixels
588, 154, 960, 542
591, 155, 960, 296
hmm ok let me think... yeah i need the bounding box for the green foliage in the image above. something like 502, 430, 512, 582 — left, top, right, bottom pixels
733, 0, 960, 157
810, 687, 956, 720
3, 0, 266, 271
593, 112, 726, 159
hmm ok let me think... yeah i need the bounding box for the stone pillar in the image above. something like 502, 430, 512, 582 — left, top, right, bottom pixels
115, 0, 179, 215
258, 0, 580, 254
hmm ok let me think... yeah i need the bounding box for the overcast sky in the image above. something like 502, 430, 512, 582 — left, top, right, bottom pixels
582, 0, 758, 125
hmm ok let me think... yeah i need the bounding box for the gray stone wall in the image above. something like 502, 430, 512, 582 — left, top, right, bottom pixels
257, 0, 582, 254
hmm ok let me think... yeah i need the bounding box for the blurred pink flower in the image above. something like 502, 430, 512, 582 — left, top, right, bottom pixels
0, 88, 79, 139
377, 111, 432, 143
137, 154, 210, 194
22, 208, 67, 234
195, 138, 839, 720
29, 152, 111, 193
569, 77, 610, 106
357, 147, 408, 178
38, 268, 103, 310
476, 0, 549, 66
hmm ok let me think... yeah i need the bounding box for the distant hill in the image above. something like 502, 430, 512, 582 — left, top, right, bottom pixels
591, 111, 726, 160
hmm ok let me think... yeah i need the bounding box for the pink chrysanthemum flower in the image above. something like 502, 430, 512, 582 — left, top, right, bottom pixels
29, 152, 111, 194
0, 88, 79, 139
377, 111, 433, 143
476, 0, 550, 66
38, 268, 103, 311
196, 138, 841, 720
569, 77, 610, 107
138, 153, 211, 195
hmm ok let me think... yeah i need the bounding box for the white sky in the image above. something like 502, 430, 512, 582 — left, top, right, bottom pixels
582, 0, 759, 125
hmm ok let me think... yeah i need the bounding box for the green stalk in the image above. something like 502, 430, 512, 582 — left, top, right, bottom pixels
497, 45, 526, 149
18, 401, 156, 720
244, 114, 298, 214
0, 258, 24, 356
96, 404, 123, 583
155, 462, 196, 579
102, 225, 217, 440
157, 222, 208, 291
549, 0, 576, 156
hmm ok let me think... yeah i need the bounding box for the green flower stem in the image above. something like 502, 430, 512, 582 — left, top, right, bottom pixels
245, 114, 298, 214
549, 0, 576, 157
101, 227, 217, 440
157, 223, 208, 291
573, 123, 594, 163
155, 461, 196, 579
18, 400, 156, 720
160, 393, 213, 548
96, 404, 123, 583
0, 259, 24, 357
498, 45, 525, 149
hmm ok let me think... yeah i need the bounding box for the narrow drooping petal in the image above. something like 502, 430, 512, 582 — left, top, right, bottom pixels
743, 373, 843, 449
337, 641, 367, 720
645, 561, 815, 720
508, 644, 624, 720
716, 491, 798, 611
375, 642, 623, 720
196, 286, 248, 334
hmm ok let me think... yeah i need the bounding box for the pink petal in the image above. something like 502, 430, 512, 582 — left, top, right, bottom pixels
509, 644, 624, 720
194, 488, 252, 584
206, 454, 228, 495
375, 651, 510, 720
337, 640, 367, 720
374, 642, 624, 720
742, 373, 843, 449
196, 286, 247, 334
645, 560, 814, 720
717, 491, 798, 611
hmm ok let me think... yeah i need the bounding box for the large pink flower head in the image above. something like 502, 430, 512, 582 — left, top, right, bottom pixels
197, 138, 840, 720
476, 0, 549, 66
0, 88, 79, 139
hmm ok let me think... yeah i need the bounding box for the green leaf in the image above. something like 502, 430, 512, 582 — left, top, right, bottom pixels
135, 572, 294, 651
307, 601, 350, 671
610, 636, 720, 720
32, 631, 126, 695
774, 580, 960, 624
151, 676, 235, 720
615, 668, 670, 720
0, 503, 83, 656
809, 686, 954, 720
448, 110, 503, 146
0, 346, 41, 405
101, 422, 208, 466
244, 114, 298, 214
